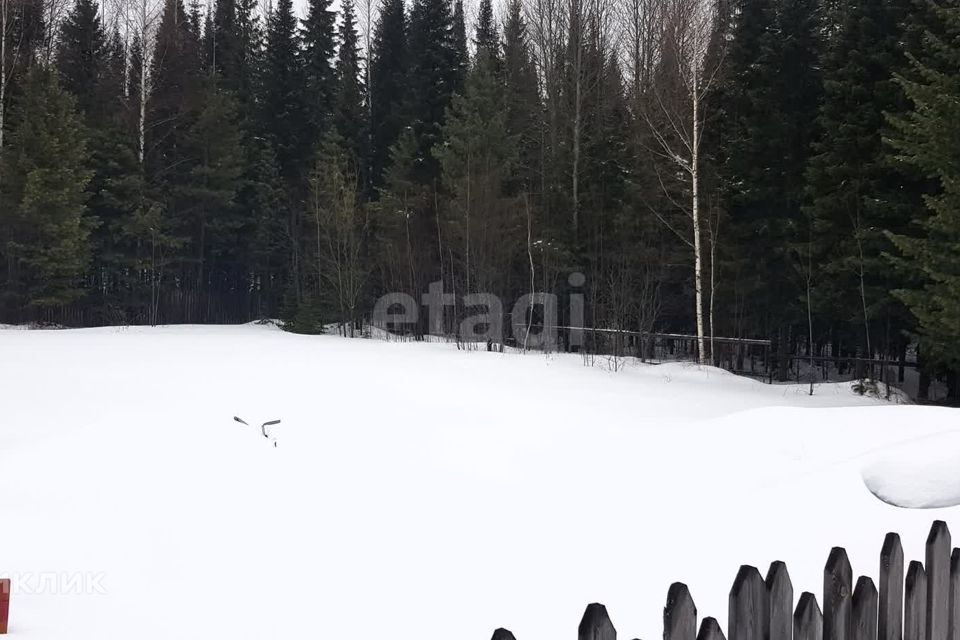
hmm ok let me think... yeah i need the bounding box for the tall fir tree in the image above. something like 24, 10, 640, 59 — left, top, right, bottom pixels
179, 78, 245, 311
262, 0, 309, 307
56, 0, 106, 114
149, 0, 203, 187
886, 0, 960, 396
451, 0, 468, 90
435, 46, 519, 298
368, 0, 406, 190
333, 0, 367, 184
501, 0, 539, 191
213, 0, 239, 83
474, 0, 498, 62
261, 0, 306, 180
804, 0, 915, 359
0, 67, 93, 313
713, 0, 792, 345
301, 0, 337, 147
403, 0, 458, 182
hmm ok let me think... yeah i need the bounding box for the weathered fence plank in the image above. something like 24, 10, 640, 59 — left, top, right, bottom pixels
928, 522, 952, 640
795, 592, 824, 640
825, 548, 854, 640
665, 583, 697, 640
580, 603, 616, 640
730, 566, 767, 640
949, 549, 960, 640
768, 562, 794, 640
699, 617, 726, 640
0, 578, 9, 635
491, 629, 516, 640
907, 562, 928, 640
853, 577, 878, 640
880, 533, 905, 640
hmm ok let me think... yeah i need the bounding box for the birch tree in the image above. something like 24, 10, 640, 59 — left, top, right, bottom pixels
641, 0, 720, 363
1, 0, 8, 183
122, 0, 160, 165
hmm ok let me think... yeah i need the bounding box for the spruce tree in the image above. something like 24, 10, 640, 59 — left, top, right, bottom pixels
887, 0, 960, 390
57, 0, 106, 115
1, 68, 94, 311
804, 0, 914, 359
233, 0, 263, 112
149, 0, 203, 184
714, 0, 797, 345
435, 51, 518, 297
368, 0, 406, 190
181, 79, 245, 303
403, 0, 458, 182
84, 26, 144, 321
333, 0, 367, 184
474, 0, 498, 62
213, 0, 239, 83
451, 0, 468, 90
501, 0, 539, 190
301, 0, 337, 146
261, 0, 306, 179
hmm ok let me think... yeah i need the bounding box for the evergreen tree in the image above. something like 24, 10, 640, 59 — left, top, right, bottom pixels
0, 68, 93, 311
451, 0, 468, 89
82, 27, 145, 322
333, 0, 367, 180
233, 0, 263, 111
127, 34, 145, 143
887, 0, 960, 392
368, 0, 406, 190
97, 28, 126, 114
261, 0, 306, 179
403, 0, 458, 182
213, 0, 239, 83
435, 52, 519, 297
301, 0, 337, 146
474, 0, 498, 63
713, 0, 790, 343
707, 0, 828, 369
149, 0, 203, 185
237, 134, 286, 316
56, 0, 106, 115
501, 0, 539, 190
179, 79, 245, 307
804, 0, 914, 359
202, 10, 215, 72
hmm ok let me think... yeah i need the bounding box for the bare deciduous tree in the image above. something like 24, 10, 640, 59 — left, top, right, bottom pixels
640, 0, 721, 364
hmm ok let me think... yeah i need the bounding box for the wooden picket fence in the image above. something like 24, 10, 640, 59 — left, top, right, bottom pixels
490, 520, 958, 640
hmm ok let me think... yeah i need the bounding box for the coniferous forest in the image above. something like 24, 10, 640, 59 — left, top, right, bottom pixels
0, 0, 959, 398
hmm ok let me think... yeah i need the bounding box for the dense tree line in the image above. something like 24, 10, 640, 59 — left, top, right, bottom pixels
0, 0, 958, 398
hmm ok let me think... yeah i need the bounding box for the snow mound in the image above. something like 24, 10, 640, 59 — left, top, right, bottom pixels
862, 429, 960, 508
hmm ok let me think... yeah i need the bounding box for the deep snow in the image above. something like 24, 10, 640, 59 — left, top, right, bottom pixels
0, 323, 957, 639
862, 432, 960, 508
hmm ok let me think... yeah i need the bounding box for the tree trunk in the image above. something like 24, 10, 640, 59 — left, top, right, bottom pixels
139, 0, 148, 165
691, 81, 705, 365
0, 0, 8, 188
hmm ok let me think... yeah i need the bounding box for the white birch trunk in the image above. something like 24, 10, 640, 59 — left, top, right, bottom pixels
0, 0, 8, 183
691, 78, 705, 364
138, 0, 149, 165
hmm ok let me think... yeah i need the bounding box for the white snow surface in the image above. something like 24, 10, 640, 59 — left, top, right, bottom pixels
0, 323, 958, 639
862, 431, 960, 508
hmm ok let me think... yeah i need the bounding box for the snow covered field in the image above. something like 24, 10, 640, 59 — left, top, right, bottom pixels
0, 323, 958, 639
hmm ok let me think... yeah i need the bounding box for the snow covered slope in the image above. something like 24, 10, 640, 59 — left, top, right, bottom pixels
0, 324, 957, 639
